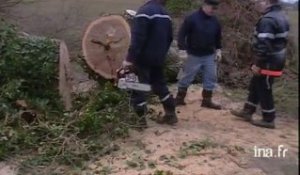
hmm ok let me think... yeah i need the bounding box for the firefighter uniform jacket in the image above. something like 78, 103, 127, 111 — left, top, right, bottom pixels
126, 0, 173, 67
252, 4, 290, 77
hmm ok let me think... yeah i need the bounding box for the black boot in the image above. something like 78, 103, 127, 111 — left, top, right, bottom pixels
251, 119, 275, 129
201, 90, 221, 110
157, 95, 178, 125
231, 103, 256, 122
175, 87, 187, 106
251, 112, 276, 129
135, 106, 148, 128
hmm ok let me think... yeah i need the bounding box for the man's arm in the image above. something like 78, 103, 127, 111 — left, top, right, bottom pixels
168, 22, 173, 49
216, 20, 222, 50
126, 13, 151, 63
177, 16, 191, 50
253, 17, 276, 59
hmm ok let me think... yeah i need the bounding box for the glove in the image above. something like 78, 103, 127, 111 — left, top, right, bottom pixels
215, 49, 222, 62
178, 50, 188, 60
251, 64, 261, 75
122, 60, 133, 67
122, 60, 135, 72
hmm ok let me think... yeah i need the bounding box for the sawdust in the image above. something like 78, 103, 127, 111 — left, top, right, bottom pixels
0, 163, 17, 175
82, 85, 299, 175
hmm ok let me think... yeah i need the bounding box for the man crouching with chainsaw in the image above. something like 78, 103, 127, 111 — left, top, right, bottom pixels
122, 0, 178, 127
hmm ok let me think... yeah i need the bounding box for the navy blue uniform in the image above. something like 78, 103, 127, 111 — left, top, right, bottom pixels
126, 0, 175, 119
127, 0, 173, 66
244, 4, 290, 123
252, 4, 289, 75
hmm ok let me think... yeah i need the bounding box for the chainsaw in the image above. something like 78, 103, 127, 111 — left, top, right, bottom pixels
116, 67, 151, 92
116, 10, 150, 92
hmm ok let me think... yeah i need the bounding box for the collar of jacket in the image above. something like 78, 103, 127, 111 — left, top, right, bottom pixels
263, 3, 282, 14
149, 0, 164, 6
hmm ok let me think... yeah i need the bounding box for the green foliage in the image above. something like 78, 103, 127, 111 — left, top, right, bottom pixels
77, 83, 135, 137
164, 62, 178, 83
0, 20, 62, 115
0, 83, 137, 174
166, 0, 199, 16
154, 170, 174, 175
178, 139, 218, 159
0, 21, 137, 174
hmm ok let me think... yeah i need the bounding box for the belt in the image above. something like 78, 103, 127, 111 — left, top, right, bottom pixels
260, 69, 283, 77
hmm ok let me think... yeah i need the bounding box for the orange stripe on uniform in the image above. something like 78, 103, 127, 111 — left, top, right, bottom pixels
260, 69, 283, 77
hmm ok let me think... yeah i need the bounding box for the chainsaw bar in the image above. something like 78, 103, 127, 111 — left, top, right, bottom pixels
124, 82, 151, 92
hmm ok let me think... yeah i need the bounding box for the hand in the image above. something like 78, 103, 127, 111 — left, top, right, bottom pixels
178, 50, 188, 60
122, 60, 135, 72
215, 49, 222, 62
251, 64, 261, 75
122, 60, 133, 67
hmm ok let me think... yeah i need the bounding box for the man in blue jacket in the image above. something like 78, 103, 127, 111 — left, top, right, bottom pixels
123, 0, 178, 127
231, 0, 290, 129
175, 0, 222, 110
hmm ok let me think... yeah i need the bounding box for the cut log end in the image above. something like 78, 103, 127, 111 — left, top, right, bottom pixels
82, 15, 131, 80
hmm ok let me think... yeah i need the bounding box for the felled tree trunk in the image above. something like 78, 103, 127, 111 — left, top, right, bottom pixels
24, 34, 73, 111
58, 41, 73, 111
82, 15, 131, 80
165, 41, 182, 82
4, 31, 73, 111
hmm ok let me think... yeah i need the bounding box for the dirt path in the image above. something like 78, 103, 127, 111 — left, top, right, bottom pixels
0, 86, 298, 175
82, 85, 299, 175
0, 163, 16, 175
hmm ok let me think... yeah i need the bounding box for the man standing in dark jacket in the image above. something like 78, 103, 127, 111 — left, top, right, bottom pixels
175, 0, 222, 110
123, 0, 178, 127
231, 0, 290, 129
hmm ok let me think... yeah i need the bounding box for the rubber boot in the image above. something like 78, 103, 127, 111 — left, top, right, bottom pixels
175, 87, 187, 106
157, 95, 178, 125
201, 90, 221, 110
231, 103, 256, 122
135, 106, 148, 128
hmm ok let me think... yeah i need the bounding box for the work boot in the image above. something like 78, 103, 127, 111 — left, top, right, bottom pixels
138, 117, 147, 128
231, 110, 253, 122
231, 103, 256, 122
251, 119, 275, 129
135, 106, 148, 128
157, 95, 178, 125
175, 87, 187, 106
157, 111, 178, 125
201, 90, 221, 110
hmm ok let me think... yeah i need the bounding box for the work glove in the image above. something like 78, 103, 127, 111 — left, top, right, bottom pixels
215, 49, 222, 62
178, 50, 188, 60
251, 64, 261, 76
122, 60, 132, 67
